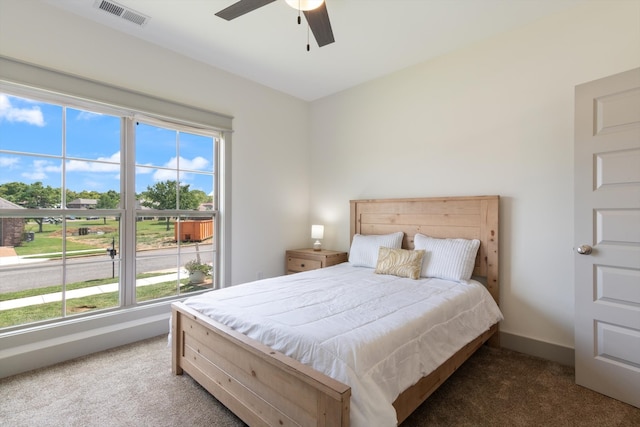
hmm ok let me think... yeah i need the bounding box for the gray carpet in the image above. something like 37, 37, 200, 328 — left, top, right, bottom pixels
1, 335, 638, 426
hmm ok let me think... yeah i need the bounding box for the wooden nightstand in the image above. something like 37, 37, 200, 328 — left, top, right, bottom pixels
286, 248, 348, 274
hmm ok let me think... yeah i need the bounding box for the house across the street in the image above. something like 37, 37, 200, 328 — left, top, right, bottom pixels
67, 198, 98, 209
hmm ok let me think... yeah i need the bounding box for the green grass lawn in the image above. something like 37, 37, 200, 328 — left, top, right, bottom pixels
16, 218, 178, 257
0, 278, 209, 328
18, 219, 118, 256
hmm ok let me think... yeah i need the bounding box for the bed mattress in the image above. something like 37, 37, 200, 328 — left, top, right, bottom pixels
182, 263, 503, 427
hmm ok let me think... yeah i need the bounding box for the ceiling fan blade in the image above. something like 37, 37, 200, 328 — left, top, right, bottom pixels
215, 0, 277, 21
303, 2, 335, 47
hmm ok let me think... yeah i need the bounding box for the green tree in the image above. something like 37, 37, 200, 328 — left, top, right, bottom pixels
97, 190, 119, 209
0, 182, 59, 232
23, 182, 59, 210
140, 180, 199, 230
77, 190, 102, 200
97, 190, 120, 224
190, 189, 209, 207
65, 189, 78, 204
0, 181, 58, 208
0, 182, 31, 204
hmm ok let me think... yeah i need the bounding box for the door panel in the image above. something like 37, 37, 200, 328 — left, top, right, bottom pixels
596, 148, 640, 187
574, 68, 640, 408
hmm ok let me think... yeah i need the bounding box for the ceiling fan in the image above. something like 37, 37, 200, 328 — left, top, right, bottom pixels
215, 0, 335, 50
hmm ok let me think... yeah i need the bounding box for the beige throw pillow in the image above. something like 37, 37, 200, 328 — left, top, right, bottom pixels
375, 247, 425, 280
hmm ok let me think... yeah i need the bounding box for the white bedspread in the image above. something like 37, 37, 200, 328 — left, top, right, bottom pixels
182, 263, 503, 427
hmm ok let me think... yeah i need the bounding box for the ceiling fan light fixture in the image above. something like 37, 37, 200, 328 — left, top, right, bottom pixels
285, 0, 324, 11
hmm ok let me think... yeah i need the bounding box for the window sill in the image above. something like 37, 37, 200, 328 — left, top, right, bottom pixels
0, 300, 178, 378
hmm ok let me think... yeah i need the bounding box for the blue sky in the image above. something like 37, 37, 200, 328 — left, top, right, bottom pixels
0, 93, 215, 196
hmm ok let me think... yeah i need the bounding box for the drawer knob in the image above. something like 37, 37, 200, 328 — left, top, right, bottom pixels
300, 263, 305, 267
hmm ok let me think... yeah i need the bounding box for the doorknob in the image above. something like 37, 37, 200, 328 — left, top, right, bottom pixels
577, 245, 593, 255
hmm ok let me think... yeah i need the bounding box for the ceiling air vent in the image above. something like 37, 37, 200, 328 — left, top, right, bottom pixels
93, 0, 150, 27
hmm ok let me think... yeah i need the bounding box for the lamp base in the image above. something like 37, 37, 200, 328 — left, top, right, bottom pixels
313, 240, 322, 251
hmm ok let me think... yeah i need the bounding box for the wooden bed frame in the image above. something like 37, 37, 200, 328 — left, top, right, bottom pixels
172, 195, 500, 426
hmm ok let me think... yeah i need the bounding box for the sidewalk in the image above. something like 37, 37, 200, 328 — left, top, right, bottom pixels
0, 256, 49, 266
0, 249, 107, 267
0, 247, 41, 267
0, 272, 185, 311
0, 247, 17, 257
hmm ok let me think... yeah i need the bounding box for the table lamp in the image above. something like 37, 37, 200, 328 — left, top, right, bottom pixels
311, 224, 324, 251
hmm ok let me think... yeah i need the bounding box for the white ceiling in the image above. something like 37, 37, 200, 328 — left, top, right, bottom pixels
43, 0, 586, 101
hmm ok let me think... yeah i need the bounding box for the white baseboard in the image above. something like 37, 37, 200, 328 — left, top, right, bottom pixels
500, 331, 574, 367
0, 302, 172, 379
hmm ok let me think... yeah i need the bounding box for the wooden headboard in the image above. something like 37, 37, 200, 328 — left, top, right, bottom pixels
350, 195, 499, 305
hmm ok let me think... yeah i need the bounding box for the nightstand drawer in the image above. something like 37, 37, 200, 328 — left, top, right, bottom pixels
285, 249, 348, 275
287, 256, 322, 273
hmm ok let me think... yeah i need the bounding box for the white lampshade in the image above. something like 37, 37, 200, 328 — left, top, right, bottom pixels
285, 0, 324, 11
311, 224, 324, 239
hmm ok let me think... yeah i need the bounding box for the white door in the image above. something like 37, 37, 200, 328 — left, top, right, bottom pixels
574, 68, 640, 408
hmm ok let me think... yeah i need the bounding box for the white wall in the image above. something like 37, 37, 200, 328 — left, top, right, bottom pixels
309, 1, 640, 351
0, 0, 311, 285
1, 0, 639, 371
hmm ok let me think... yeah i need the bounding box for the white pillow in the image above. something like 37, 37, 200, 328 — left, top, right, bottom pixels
348, 232, 404, 268
413, 233, 480, 281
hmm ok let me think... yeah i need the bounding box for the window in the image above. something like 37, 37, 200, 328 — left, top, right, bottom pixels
133, 119, 217, 304
0, 89, 221, 330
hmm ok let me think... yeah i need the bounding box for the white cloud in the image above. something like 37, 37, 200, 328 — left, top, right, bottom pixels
22, 159, 60, 180
151, 156, 209, 182
136, 165, 154, 174
17, 155, 122, 185
65, 152, 121, 172
76, 110, 102, 120
22, 170, 47, 180
0, 156, 20, 167
66, 159, 121, 172
34, 159, 59, 172
153, 169, 178, 182
0, 94, 45, 126
159, 156, 209, 171
98, 152, 121, 163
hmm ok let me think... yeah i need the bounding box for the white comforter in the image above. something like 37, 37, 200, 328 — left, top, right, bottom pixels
183, 263, 503, 427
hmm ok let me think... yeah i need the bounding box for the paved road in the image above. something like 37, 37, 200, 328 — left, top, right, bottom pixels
0, 248, 214, 293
